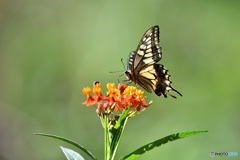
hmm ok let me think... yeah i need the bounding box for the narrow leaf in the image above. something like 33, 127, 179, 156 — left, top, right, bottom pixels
60, 146, 85, 160
34, 133, 97, 160
108, 106, 130, 159
110, 106, 129, 147
121, 130, 208, 160
114, 106, 129, 129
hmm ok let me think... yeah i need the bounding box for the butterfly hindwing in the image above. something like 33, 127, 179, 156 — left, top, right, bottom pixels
153, 64, 182, 97
137, 64, 181, 97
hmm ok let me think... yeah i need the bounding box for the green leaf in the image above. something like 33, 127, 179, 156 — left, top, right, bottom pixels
60, 146, 85, 160
120, 130, 208, 160
108, 106, 130, 159
34, 133, 97, 160
114, 106, 129, 129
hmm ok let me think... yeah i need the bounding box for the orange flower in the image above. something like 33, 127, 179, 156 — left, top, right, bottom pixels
82, 82, 149, 114
82, 87, 95, 106
123, 86, 136, 96
93, 83, 105, 104
134, 89, 148, 111
136, 89, 144, 99
122, 87, 148, 111
106, 83, 119, 103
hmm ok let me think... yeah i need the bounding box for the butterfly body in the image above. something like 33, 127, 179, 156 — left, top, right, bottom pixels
124, 26, 182, 98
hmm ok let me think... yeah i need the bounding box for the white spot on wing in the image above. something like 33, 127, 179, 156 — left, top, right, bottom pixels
143, 58, 153, 64
164, 80, 170, 85
166, 86, 171, 91
147, 45, 152, 49
140, 44, 146, 49
138, 50, 144, 56
146, 48, 152, 53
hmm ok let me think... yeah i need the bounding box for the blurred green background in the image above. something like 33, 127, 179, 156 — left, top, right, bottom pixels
0, 0, 239, 160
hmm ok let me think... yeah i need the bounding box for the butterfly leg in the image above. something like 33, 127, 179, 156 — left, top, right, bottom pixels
117, 74, 125, 83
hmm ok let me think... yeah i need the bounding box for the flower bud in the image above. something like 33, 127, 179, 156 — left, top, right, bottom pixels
114, 114, 120, 120
118, 83, 126, 94
102, 103, 109, 109
96, 104, 103, 115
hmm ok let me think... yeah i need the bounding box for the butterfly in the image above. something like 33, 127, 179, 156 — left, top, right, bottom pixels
124, 25, 182, 98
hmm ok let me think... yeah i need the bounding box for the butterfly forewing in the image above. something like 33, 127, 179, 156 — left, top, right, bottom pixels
133, 26, 162, 71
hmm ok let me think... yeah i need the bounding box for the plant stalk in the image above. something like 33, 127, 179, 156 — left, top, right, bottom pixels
105, 115, 109, 160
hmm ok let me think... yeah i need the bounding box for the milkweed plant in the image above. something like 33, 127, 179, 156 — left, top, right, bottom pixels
36, 82, 207, 160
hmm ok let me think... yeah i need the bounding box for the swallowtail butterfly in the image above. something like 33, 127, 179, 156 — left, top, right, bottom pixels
124, 26, 182, 98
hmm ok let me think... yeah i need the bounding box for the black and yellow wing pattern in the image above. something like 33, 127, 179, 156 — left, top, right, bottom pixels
124, 25, 182, 98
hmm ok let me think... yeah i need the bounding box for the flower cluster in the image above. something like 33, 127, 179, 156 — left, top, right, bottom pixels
82, 82, 149, 116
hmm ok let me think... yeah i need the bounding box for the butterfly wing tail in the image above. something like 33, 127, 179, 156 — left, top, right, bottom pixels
154, 64, 182, 98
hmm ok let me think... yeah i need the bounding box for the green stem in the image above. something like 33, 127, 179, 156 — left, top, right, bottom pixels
105, 115, 109, 160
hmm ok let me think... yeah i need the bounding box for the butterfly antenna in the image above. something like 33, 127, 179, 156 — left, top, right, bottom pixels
121, 58, 126, 70
109, 58, 126, 73
109, 70, 123, 73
